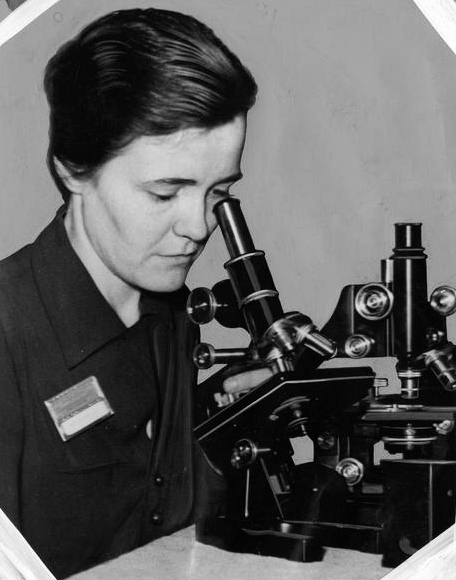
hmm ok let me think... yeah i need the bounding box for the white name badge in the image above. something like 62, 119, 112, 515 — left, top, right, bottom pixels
44, 376, 114, 441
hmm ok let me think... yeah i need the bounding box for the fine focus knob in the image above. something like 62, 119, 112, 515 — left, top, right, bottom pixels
230, 438, 270, 469
231, 439, 258, 469
192, 343, 249, 369
193, 343, 216, 369
336, 458, 364, 486
344, 334, 375, 358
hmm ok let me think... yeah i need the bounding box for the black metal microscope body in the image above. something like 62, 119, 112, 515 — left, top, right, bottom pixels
319, 222, 456, 565
187, 197, 456, 566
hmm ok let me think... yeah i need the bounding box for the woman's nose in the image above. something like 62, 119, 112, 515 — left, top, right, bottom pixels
173, 195, 215, 242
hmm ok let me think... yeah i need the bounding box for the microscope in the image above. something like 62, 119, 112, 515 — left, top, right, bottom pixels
187, 197, 456, 566
317, 221, 456, 565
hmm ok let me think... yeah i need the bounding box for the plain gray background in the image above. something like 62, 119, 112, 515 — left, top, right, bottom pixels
2, 0, 456, 389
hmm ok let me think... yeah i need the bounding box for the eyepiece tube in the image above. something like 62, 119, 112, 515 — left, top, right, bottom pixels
395, 222, 423, 250
213, 197, 284, 341
214, 197, 255, 257
392, 223, 428, 393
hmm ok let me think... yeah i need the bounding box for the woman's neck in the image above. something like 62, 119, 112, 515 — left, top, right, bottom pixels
63, 197, 141, 327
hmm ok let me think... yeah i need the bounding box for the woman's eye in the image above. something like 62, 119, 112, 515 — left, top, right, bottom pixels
147, 191, 175, 202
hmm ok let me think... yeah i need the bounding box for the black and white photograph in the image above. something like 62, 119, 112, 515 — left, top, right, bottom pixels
0, 1, 455, 579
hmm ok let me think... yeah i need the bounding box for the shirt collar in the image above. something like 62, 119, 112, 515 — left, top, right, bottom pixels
31, 207, 186, 369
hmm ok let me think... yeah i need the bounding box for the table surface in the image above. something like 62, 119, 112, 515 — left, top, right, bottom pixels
69, 526, 393, 580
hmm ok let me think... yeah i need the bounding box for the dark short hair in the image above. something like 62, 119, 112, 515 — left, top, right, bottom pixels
44, 8, 257, 202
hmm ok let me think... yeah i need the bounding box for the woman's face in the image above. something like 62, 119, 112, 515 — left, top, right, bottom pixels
66, 114, 247, 293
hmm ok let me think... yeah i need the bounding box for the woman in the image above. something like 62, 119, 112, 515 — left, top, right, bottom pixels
0, 8, 257, 577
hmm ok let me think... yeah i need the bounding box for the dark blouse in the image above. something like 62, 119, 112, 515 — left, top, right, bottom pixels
0, 207, 201, 578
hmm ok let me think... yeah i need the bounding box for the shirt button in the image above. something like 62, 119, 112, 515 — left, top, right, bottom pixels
150, 512, 163, 525
154, 474, 164, 487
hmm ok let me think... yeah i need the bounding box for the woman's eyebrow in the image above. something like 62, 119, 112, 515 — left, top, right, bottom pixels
141, 172, 244, 187
141, 177, 197, 187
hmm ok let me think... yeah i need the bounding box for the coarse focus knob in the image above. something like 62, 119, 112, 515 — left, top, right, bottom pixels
186, 287, 218, 325
355, 283, 394, 320
430, 286, 456, 317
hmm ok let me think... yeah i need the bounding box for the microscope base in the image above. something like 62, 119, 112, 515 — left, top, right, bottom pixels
197, 459, 456, 567
196, 517, 325, 562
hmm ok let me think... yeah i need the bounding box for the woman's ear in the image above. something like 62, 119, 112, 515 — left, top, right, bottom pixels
53, 157, 85, 195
